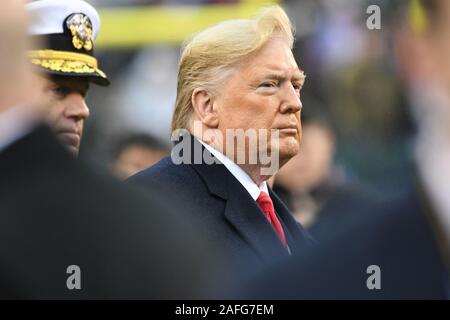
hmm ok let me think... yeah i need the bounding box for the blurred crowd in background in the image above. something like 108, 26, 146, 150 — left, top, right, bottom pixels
82, 0, 412, 236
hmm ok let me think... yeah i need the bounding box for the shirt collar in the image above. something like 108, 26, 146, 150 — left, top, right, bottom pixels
199, 139, 268, 201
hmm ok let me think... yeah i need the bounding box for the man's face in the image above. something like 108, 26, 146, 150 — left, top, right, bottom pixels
395, 0, 450, 139
41, 75, 90, 156
423, 1, 450, 95
399, 1, 450, 95
113, 145, 167, 180
214, 37, 304, 168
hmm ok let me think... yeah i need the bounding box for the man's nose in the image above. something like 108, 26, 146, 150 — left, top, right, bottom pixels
64, 93, 90, 121
279, 84, 302, 114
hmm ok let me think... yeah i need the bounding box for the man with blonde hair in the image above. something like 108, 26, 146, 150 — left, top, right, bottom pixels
130, 6, 313, 271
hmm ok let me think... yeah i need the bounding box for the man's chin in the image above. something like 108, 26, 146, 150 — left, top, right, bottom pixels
55, 133, 81, 157
279, 143, 300, 165
64, 144, 79, 157
57, 137, 79, 157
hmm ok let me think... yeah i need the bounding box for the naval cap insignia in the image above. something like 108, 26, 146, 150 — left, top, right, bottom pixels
66, 13, 93, 51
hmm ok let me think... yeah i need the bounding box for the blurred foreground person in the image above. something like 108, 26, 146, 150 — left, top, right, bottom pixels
274, 106, 376, 240
112, 134, 168, 179
241, 0, 449, 299
129, 6, 313, 278
26, 0, 109, 156
0, 0, 209, 299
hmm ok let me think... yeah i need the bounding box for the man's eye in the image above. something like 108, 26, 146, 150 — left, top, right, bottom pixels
259, 82, 277, 88
81, 89, 89, 98
292, 83, 302, 91
52, 87, 69, 97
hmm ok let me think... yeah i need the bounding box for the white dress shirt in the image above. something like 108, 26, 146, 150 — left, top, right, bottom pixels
200, 139, 291, 254
199, 139, 268, 201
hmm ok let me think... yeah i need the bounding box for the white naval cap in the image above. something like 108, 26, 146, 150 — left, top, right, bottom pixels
26, 0, 109, 86
27, 0, 100, 39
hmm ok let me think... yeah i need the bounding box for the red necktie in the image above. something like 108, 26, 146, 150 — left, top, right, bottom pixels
256, 191, 287, 248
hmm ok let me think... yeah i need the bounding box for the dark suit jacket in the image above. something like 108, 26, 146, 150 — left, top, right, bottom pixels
128, 134, 313, 277
0, 125, 209, 299
240, 184, 450, 299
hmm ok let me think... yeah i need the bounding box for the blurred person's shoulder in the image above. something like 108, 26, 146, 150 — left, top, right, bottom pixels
0, 122, 186, 232
317, 184, 448, 298
0, 124, 214, 298
240, 185, 448, 299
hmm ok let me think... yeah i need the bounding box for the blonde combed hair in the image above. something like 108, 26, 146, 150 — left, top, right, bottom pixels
171, 5, 295, 132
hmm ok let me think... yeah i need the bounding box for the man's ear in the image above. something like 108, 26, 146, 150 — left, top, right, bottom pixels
191, 88, 219, 128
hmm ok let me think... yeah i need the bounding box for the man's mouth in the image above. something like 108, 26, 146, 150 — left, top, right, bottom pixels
275, 125, 299, 135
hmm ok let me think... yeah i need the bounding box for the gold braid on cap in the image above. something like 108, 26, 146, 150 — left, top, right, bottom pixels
28, 50, 106, 78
